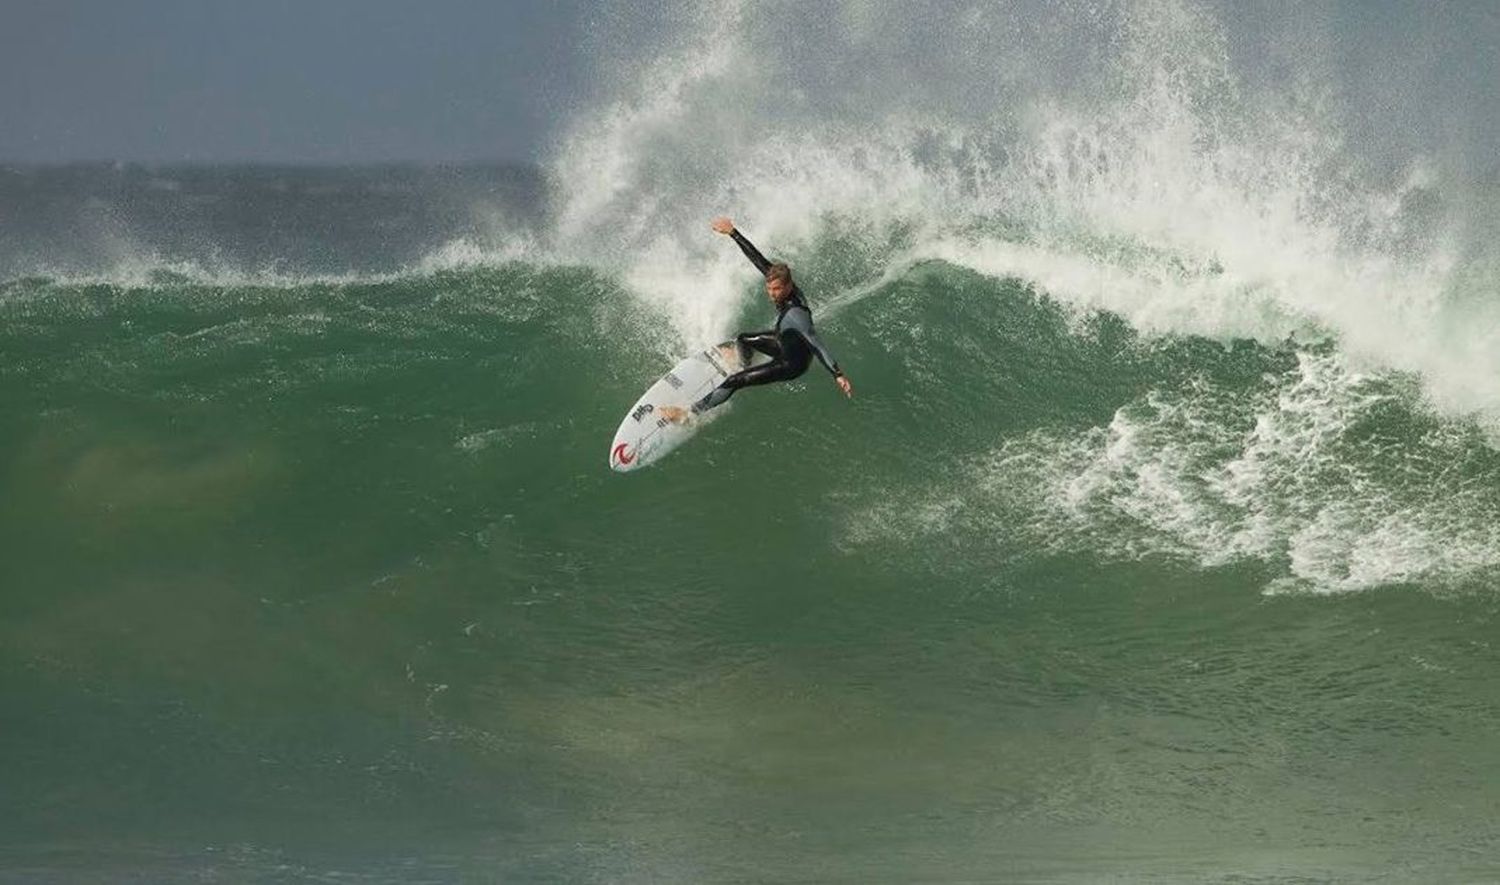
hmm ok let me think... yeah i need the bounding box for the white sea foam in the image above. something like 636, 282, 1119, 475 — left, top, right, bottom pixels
546, 1, 1500, 424
1, 231, 545, 295
847, 349, 1500, 593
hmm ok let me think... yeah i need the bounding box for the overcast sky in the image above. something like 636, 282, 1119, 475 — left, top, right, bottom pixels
0, 0, 595, 163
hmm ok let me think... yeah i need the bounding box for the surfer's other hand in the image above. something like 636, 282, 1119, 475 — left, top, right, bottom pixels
711, 217, 735, 235
835, 374, 853, 398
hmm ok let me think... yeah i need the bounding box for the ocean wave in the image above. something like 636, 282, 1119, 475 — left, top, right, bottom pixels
845, 345, 1500, 593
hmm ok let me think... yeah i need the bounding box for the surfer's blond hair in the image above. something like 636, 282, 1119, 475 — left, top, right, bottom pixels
767, 262, 793, 286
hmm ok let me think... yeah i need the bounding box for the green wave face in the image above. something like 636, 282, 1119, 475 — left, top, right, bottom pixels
6, 257, 1500, 880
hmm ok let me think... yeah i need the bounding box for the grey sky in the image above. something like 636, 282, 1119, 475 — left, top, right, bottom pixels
1, 0, 593, 163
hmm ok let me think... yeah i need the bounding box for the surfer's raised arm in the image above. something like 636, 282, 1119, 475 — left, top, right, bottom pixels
711, 216, 771, 275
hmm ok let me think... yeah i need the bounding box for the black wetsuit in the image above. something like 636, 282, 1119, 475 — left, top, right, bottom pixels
692, 230, 843, 413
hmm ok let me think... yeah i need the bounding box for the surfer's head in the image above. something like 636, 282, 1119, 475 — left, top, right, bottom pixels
765, 263, 793, 303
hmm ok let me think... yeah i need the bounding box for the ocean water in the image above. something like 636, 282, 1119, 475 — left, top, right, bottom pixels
6, 2, 1500, 882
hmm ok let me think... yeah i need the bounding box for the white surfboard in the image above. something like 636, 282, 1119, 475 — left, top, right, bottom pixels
608, 340, 763, 472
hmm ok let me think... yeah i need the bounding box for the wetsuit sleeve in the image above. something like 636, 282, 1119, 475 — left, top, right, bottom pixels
729, 229, 772, 275
803, 328, 842, 376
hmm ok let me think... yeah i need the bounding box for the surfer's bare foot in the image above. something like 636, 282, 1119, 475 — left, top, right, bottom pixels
658, 405, 690, 424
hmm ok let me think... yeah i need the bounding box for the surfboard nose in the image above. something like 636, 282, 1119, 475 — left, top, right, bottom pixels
608, 340, 738, 473
609, 439, 638, 471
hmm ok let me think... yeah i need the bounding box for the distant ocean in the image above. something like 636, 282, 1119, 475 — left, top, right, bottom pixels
5, 3, 1500, 881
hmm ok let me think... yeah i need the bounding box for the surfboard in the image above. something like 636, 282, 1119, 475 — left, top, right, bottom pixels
608, 340, 762, 472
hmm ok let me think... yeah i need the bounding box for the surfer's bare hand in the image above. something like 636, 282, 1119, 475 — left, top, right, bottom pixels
711, 217, 735, 235
835, 374, 853, 398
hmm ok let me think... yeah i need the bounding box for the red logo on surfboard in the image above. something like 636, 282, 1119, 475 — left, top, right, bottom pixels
612, 442, 635, 465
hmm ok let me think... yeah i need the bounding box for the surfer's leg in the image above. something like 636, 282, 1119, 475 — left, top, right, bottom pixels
736, 331, 783, 362
691, 357, 807, 413
692, 386, 736, 413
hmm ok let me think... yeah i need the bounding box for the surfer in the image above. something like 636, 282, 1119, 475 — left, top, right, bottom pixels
660, 217, 853, 423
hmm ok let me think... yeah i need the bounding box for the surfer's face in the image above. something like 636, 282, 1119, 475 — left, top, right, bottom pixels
766, 277, 790, 303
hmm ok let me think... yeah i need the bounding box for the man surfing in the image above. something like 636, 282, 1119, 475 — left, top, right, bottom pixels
659, 217, 853, 423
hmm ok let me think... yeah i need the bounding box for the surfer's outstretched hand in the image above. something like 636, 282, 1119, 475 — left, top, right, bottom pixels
835, 374, 853, 398
711, 217, 735, 235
